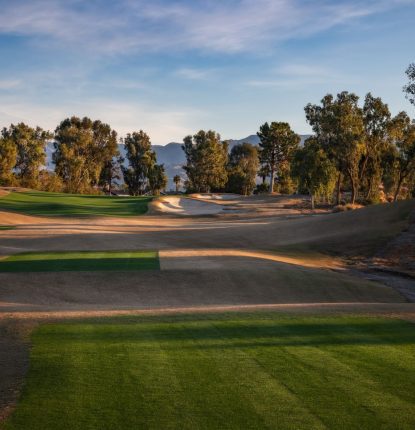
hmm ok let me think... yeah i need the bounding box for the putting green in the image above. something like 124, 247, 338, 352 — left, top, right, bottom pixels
4, 313, 415, 430
0, 191, 151, 217
0, 251, 159, 272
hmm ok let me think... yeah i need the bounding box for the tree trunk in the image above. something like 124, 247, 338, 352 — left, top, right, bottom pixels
365, 177, 372, 200
269, 168, 275, 194
348, 171, 356, 205
336, 172, 342, 205
394, 175, 404, 202
310, 192, 315, 210
175, 183, 179, 193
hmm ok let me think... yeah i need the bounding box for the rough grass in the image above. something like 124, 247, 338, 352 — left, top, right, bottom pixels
0, 251, 159, 272
0, 191, 151, 217
4, 313, 415, 430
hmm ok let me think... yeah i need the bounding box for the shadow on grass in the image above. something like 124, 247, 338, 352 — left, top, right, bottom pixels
40, 317, 415, 348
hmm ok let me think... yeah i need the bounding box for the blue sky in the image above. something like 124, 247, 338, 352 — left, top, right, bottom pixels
0, 0, 414, 144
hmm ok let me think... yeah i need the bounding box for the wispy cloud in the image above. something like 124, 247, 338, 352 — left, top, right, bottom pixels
0, 79, 21, 89
0, 0, 412, 55
175, 68, 213, 80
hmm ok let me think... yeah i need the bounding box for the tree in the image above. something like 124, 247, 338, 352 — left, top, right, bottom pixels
99, 158, 122, 195
0, 132, 17, 185
226, 143, 259, 195
182, 130, 228, 193
121, 130, 156, 196
148, 164, 167, 195
388, 112, 415, 201
404, 63, 415, 107
361, 93, 391, 200
257, 122, 300, 194
305, 92, 366, 204
291, 138, 337, 209
1, 123, 50, 188
54, 117, 118, 194
173, 175, 181, 193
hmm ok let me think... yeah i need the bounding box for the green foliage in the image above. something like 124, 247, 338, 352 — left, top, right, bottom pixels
1, 123, 50, 188
38, 170, 64, 192
99, 158, 122, 194
387, 112, 415, 201
257, 122, 300, 194
0, 250, 159, 272
404, 63, 415, 107
360, 93, 391, 201
54, 117, 118, 194
121, 131, 156, 196
148, 164, 167, 195
292, 138, 337, 208
0, 131, 17, 185
0, 191, 151, 217
182, 130, 228, 192
5, 314, 415, 430
226, 143, 259, 195
305, 92, 366, 204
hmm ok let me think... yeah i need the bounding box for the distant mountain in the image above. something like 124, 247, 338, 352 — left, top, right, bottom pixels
46, 134, 311, 191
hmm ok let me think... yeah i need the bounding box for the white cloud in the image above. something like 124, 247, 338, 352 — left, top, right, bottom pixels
0, 79, 21, 89
175, 68, 213, 80
0, 0, 412, 55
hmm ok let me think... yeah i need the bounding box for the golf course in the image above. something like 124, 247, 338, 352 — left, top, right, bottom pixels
0, 189, 414, 429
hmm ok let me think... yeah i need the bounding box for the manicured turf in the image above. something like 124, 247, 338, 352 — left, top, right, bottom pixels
0, 226, 15, 230
0, 191, 151, 217
5, 314, 415, 430
0, 251, 159, 272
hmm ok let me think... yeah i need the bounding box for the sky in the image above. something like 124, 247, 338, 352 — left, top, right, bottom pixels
0, 0, 414, 145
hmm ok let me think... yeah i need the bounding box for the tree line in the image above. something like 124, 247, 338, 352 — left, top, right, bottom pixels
1, 64, 414, 204
0, 117, 167, 196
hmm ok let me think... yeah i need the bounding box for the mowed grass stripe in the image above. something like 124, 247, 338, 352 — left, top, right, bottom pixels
0, 191, 151, 217
4, 314, 415, 430
0, 225, 16, 230
0, 251, 159, 272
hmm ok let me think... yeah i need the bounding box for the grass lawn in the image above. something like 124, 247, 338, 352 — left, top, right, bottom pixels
0, 191, 151, 217
0, 251, 159, 272
4, 313, 415, 430
0, 226, 15, 230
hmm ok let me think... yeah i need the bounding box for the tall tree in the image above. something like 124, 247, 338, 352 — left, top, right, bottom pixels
388, 112, 415, 201
257, 122, 300, 194
148, 164, 168, 195
173, 175, 181, 193
0, 131, 17, 185
121, 131, 156, 196
361, 93, 391, 200
99, 158, 122, 195
403, 63, 415, 107
305, 92, 365, 204
1, 123, 50, 188
226, 143, 259, 195
54, 117, 118, 194
291, 138, 337, 209
182, 130, 228, 193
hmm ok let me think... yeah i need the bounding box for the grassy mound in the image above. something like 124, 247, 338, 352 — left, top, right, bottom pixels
0, 191, 151, 217
4, 313, 415, 430
0, 251, 159, 272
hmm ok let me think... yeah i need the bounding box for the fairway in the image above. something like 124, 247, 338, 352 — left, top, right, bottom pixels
4, 313, 415, 430
0, 191, 151, 217
0, 226, 15, 230
0, 251, 159, 272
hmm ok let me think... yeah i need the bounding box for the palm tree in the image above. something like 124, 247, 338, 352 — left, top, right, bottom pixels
173, 175, 181, 193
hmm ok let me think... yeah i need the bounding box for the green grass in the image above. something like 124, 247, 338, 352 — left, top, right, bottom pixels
0, 251, 159, 272
4, 313, 415, 430
0, 226, 15, 230
0, 191, 151, 217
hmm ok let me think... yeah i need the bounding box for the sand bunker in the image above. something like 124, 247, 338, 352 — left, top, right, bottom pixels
191, 193, 241, 201
151, 196, 232, 215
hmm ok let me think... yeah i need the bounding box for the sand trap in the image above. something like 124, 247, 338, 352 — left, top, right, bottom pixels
191, 193, 241, 201
151, 196, 229, 215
